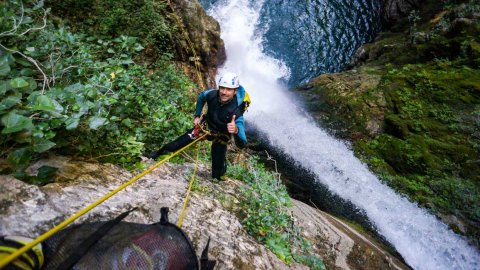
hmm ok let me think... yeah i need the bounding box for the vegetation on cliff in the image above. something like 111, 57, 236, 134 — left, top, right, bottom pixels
229, 157, 325, 269
0, 0, 195, 179
299, 0, 480, 244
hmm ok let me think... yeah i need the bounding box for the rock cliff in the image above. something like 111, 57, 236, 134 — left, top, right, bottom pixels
170, 0, 226, 88
381, 0, 422, 26
0, 156, 409, 270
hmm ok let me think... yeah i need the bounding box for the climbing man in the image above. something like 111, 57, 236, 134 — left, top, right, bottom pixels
149, 71, 249, 180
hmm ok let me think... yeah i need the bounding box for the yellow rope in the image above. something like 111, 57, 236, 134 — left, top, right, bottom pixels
0, 133, 208, 269
177, 146, 201, 228
167, 0, 206, 90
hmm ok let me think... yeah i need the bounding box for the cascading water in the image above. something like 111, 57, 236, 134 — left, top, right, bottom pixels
200, 0, 480, 269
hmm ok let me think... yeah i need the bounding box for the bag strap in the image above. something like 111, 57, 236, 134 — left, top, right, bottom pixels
200, 237, 216, 270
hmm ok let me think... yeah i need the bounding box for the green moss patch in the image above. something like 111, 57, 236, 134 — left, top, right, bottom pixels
355, 61, 480, 243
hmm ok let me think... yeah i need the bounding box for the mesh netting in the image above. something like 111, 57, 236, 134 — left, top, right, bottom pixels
42, 221, 198, 270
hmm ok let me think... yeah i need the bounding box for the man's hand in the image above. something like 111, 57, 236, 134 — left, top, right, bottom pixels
227, 115, 238, 134
194, 116, 201, 126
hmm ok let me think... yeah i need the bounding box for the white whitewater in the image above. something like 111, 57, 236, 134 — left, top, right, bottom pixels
206, 0, 480, 269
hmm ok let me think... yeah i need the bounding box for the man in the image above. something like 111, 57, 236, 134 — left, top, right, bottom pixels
149, 71, 248, 180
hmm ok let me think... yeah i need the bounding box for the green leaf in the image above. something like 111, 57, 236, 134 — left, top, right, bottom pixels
22, 17, 34, 25
0, 62, 10, 76
31, 95, 63, 116
15, 58, 31, 67
12, 171, 28, 181
0, 95, 21, 111
10, 78, 29, 88
33, 95, 56, 111
1, 112, 34, 134
73, 100, 89, 117
0, 80, 10, 95
25, 77, 37, 93
36, 166, 58, 180
86, 88, 99, 98
134, 44, 145, 52
33, 138, 56, 153
50, 98, 64, 113
20, 68, 34, 76
7, 148, 32, 166
33, 1, 44, 10
0, 54, 10, 65
65, 117, 79, 130
121, 59, 134, 65
32, 129, 44, 138
65, 83, 84, 92
121, 118, 133, 127
27, 91, 41, 103
44, 130, 56, 140
88, 116, 107, 130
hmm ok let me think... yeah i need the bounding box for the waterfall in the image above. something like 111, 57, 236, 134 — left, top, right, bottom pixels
204, 0, 480, 269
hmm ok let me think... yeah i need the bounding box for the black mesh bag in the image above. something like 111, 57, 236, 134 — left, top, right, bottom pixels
41, 207, 215, 270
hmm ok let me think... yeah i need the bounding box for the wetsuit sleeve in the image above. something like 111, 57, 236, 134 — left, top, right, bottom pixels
194, 89, 215, 117
234, 115, 247, 148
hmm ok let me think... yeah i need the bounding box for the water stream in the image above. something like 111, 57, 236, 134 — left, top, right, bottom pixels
200, 0, 480, 269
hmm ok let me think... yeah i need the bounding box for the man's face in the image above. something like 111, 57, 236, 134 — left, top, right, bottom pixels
219, 86, 237, 103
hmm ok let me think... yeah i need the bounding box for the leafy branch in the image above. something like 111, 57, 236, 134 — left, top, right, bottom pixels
0, 43, 50, 92
0, 0, 50, 92
0, 0, 48, 37
0, 0, 195, 172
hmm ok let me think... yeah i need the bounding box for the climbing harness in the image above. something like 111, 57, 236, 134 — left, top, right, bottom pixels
0, 133, 208, 269
188, 121, 207, 140
192, 118, 229, 145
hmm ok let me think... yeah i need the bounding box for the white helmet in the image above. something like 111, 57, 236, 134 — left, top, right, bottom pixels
218, 72, 240, 89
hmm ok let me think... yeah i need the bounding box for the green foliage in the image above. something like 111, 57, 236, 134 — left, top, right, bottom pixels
355, 61, 480, 225
229, 157, 325, 269
46, 0, 175, 53
0, 1, 195, 172
2, 164, 58, 185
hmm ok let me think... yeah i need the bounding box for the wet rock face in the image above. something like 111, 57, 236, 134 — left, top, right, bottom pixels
296, 67, 385, 140
381, 0, 423, 26
172, 0, 226, 88
0, 156, 408, 269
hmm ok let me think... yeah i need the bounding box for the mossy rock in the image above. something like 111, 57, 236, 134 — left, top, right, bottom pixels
384, 114, 409, 139
442, 18, 480, 39
297, 71, 384, 139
